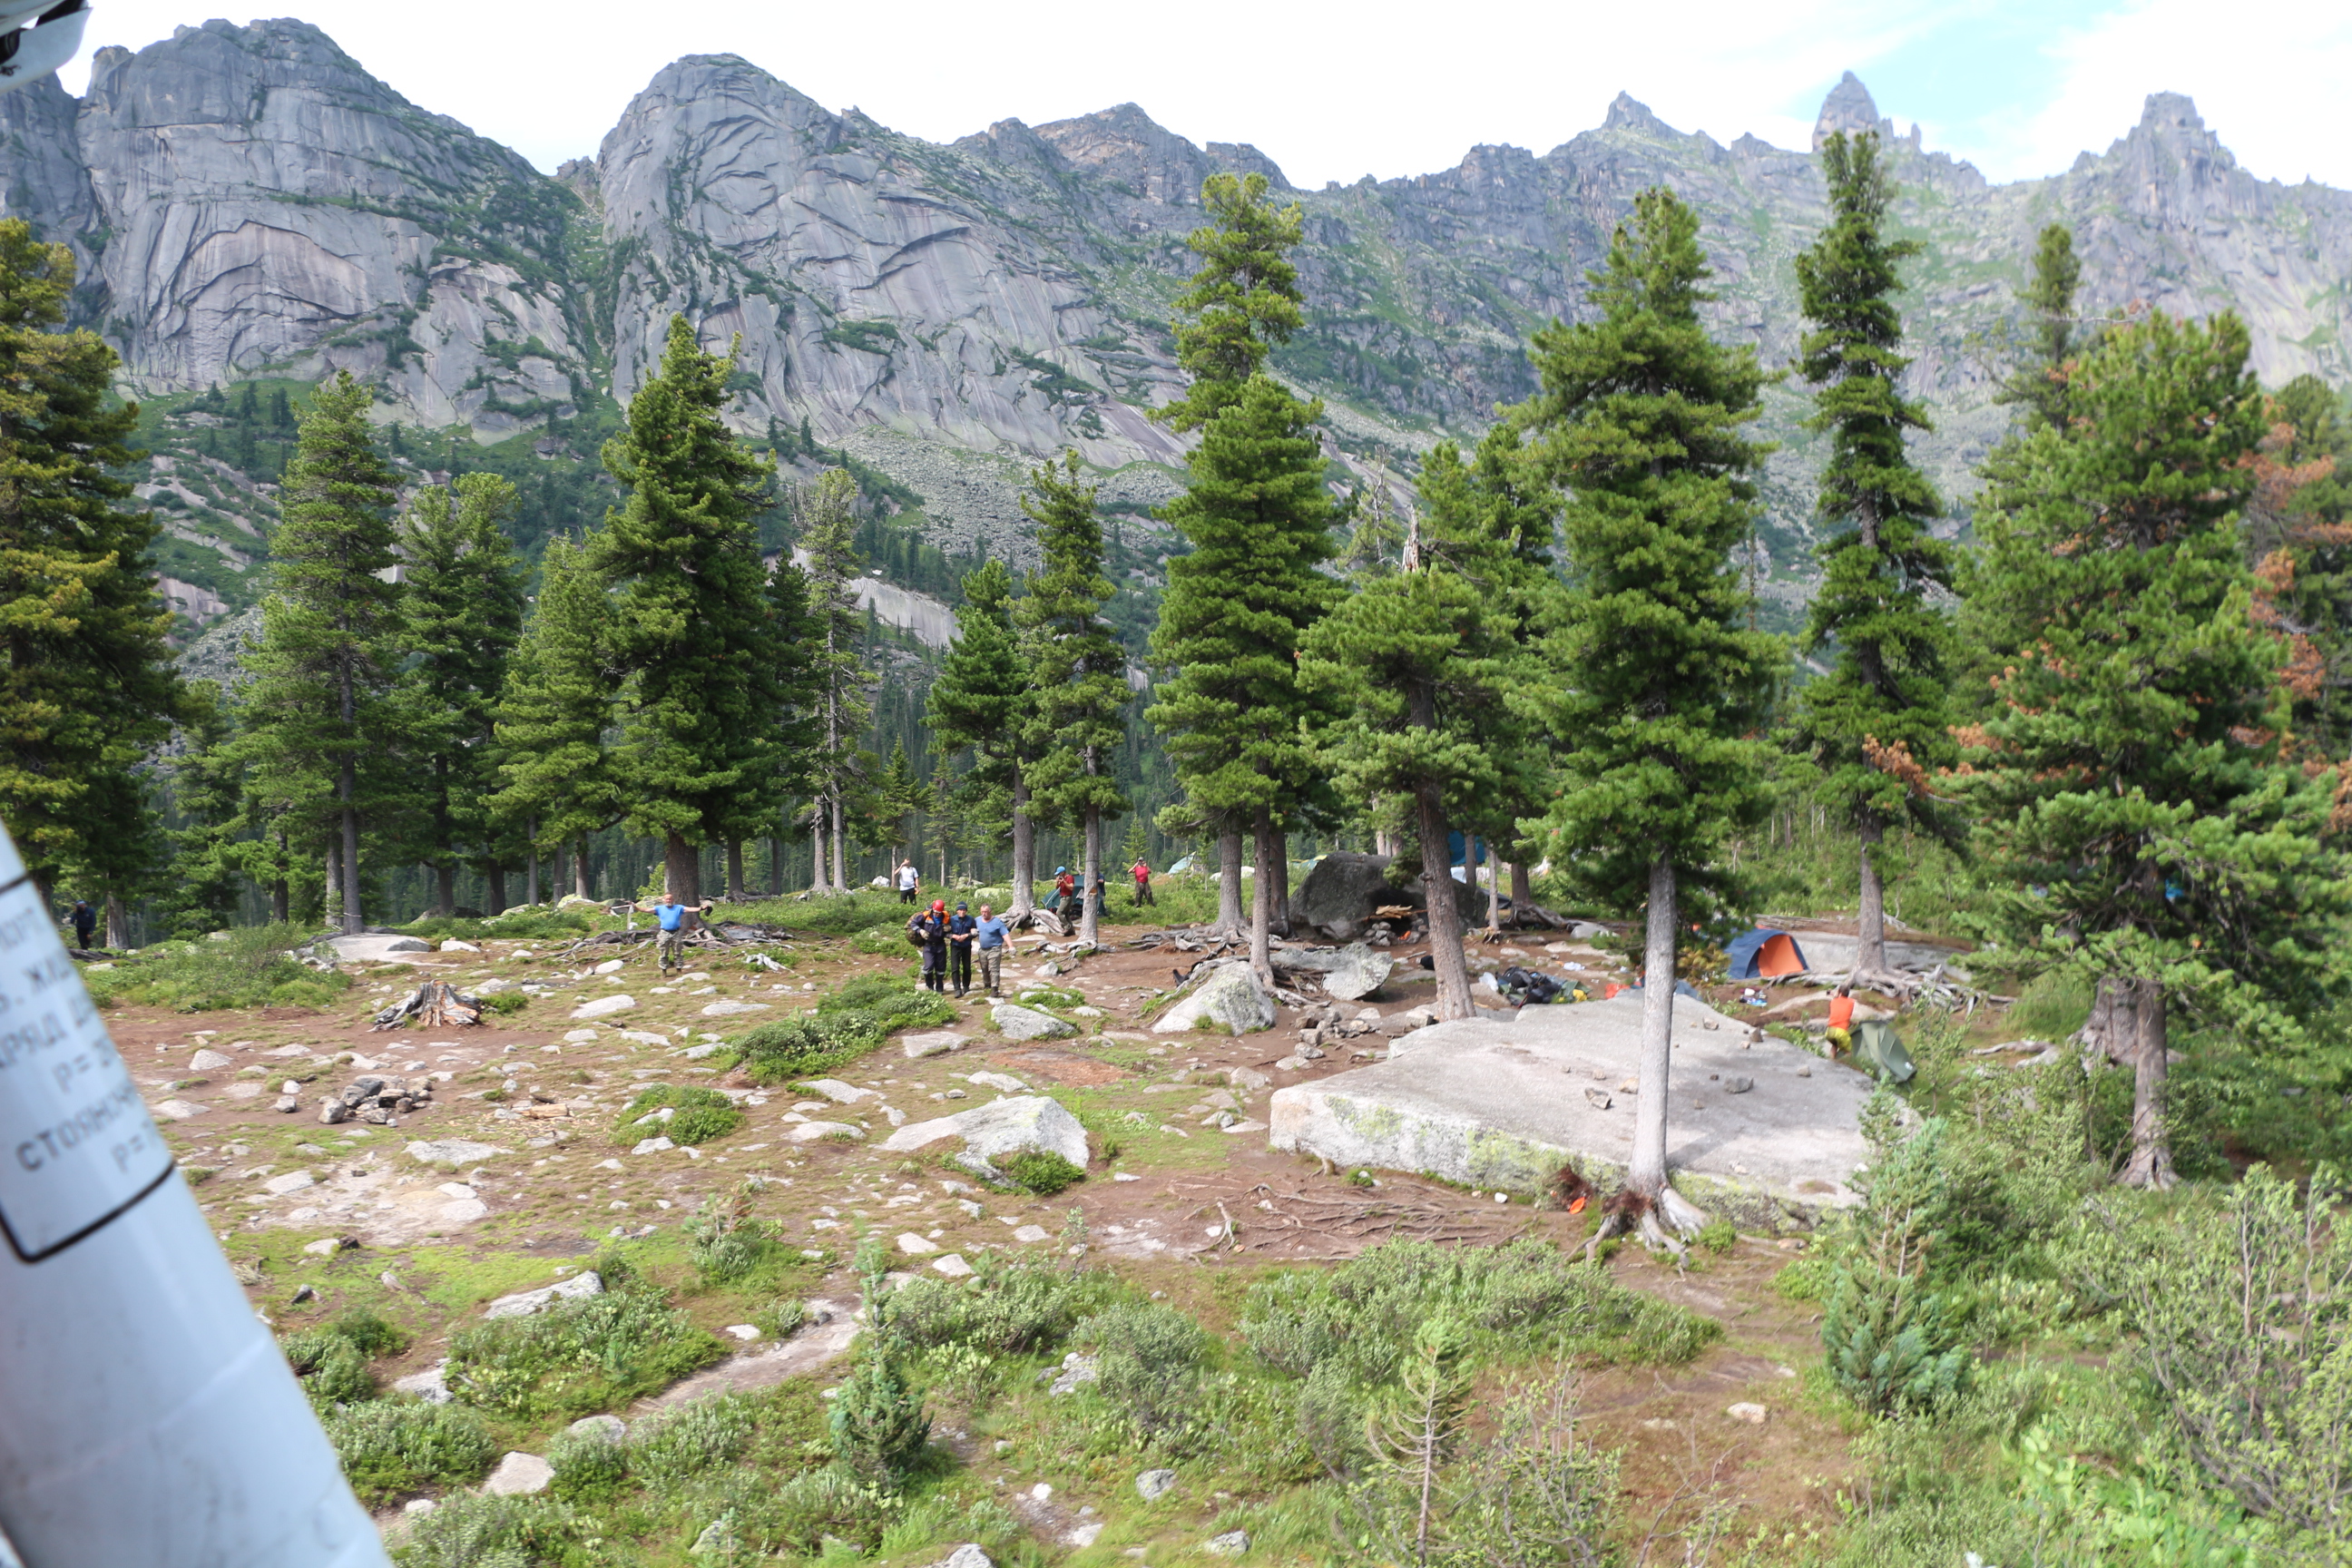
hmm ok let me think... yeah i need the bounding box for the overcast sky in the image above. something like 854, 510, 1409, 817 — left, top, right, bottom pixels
53, 0, 2352, 191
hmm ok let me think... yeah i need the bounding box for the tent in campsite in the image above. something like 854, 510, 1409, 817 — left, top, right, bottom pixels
1725, 928, 1808, 980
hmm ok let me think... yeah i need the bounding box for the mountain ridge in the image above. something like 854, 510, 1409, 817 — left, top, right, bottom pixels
3, 20, 2347, 624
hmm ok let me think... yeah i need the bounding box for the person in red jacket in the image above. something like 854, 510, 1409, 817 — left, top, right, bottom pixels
1826, 984, 1856, 1055
1131, 857, 1154, 906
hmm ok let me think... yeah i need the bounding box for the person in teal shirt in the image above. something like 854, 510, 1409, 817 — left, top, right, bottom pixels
654, 892, 691, 973
973, 904, 1009, 997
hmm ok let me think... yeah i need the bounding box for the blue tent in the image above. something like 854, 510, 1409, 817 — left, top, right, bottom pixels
1725, 928, 1808, 979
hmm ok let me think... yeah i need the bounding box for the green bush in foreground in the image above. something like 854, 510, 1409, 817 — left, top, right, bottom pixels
326, 1401, 498, 1504
612, 1083, 742, 1146
83, 923, 349, 1012
1822, 1267, 1971, 1416
829, 1351, 932, 1490
392, 1491, 598, 1568
730, 976, 956, 1085
444, 1285, 727, 1417
1078, 1303, 1207, 1435
998, 1149, 1084, 1195
887, 1256, 1109, 1355
282, 1308, 407, 1408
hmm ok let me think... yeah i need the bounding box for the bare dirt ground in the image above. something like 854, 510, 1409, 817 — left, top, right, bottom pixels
115, 910, 1902, 1556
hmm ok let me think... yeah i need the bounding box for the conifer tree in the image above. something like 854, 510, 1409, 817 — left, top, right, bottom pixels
493, 534, 622, 900
1148, 173, 1335, 955
757, 554, 827, 897
794, 467, 874, 893
1994, 223, 2084, 431
587, 316, 780, 906
1520, 189, 1781, 1244
877, 740, 920, 873
398, 472, 526, 915
927, 558, 1038, 911
1786, 132, 1955, 979
238, 369, 403, 932
160, 690, 250, 938
1302, 434, 1550, 1019
1957, 310, 2348, 1189
0, 219, 183, 898
1019, 453, 1128, 948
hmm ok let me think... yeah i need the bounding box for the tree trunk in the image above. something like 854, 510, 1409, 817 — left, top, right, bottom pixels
1510, 858, 1533, 922
1416, 787, 1473, 1021
525, 818, 541, 906
436, 863, 456, 919
809, 811, 828, 895
338, 766, 363, 935
103, 894, 127, 950
1271, 833, 1292, 937
1481, 838, 1502, 938
665, 831, 701, 908
1216, 828, 1246, 938
575, 836, 593, 901
272, 828, 289, 923
2120, 978, 2176, 1189
1630, 854, 1706, 1243
829, 792, 847, 893
487, 865, 507, 914
1375, 828, 1396, 858
324, 843, 342, 932
1856, 815, 1886, 976
1250, 808, 1276, 985
769, 834, 784, 897
1009, 771, 1036, 919
1079, 806, 1102, 948
726, 840, 745, 903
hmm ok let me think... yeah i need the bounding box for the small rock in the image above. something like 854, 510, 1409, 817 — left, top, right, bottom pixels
567, 1414, 625, 1438
701, 1000, 771, 1017
939, 1546, 993, 1568
1066, 1524, 1104, 1548
188, 1048, 234, 1071
1205, 1531, 1251, 1556
897, 1232, 940, 1255
1030, 1482, 1054, 1501
789, 1121, 865, 1142
617, 1030, 670, 1046
152, 1099, 204, 1121
1724, 1075, 1754, 1094
724, 1324, 762, 1341
301, 1236, 354, 1257
1583, 1087, 1612, 1110
633, 1136, 676, 1154
967, 1071, 1028, 1093
593, 958, 626, 975
902, 1031, 966, 1059
992, 1004, 1076, 1042
931, 1253, 975, 1278
482, 1451, 554, 1496
797, 1078, 877, 1104
440, 940, 481, 953
1726, 1402, 1768, 1426
1013, 1224, 1051, 1243
289, 1283, 318, 1304
1136, 1467, 1177, 1502
262, 1171, 316, 1196
403, 1498, 437, 1515
563, 1028, 601, 1044
407, 1138, 505, 1165
571, 995, 636, 1020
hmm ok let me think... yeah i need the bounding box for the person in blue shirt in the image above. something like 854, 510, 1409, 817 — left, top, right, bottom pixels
946, 901, 978, 997
973, 903, 1011, 997
653, 892, 691, 973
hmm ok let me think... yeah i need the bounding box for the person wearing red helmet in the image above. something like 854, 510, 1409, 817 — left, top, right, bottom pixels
907, 898, 951, 991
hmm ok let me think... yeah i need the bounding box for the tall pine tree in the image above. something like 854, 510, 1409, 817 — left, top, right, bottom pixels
1957, 310, 2347, 1188
0, 219, 183, 903
237, 370, 403, 932
1301, 433, 1550, 1018
1786, 132, 1955, 978
160, 689, 248, 938
398, 472, 526, 915
926, 558, 1036, 907
587, 316, 779, 906
1521, 189, 1781, 1245
794, 467, 874, 894
1994, 223, 2084, 432
493, 533, 621, 901
1148, 173, 1336, 958
1019, 453, 1129, 948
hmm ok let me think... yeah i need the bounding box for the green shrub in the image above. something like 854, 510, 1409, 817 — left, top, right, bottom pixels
998, 1150, 1084, 1195
2008, 970, 2093, 1042
887, 1257, 1105, 1355
737, 1464, 898, 1553
1822, 1267, 1972, 1416
391, 1491, 597, 1568
83, 923, 348, 1012
857, 924, 911, 955
632, 1393, 760, 1486
730, 977, 954, 1084
829, 1353, 931, 1490
325, 1401, 497, 1503
1774, 1252, 1838, 1302
1078, 1303, 1207, 1435
818, 974, 957, 1032
444, 1287, 727, 1417
544, 1421, 628, 1502
685, 1190, 782, 1284
612, 1083, 742, 1147
479, 990, 529, 1016
282, 1308, 407, 1407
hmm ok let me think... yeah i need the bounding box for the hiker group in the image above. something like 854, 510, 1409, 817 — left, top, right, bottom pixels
906, 898, 1008, 997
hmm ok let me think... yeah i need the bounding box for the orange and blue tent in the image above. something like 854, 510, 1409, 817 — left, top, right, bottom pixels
1725, 928, 1808, 979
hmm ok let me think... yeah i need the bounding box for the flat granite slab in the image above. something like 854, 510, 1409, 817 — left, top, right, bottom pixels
1268, 994, 1875, 1233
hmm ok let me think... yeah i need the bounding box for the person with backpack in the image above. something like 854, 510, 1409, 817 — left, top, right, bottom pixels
1044, 866, 1073, 914
908, 899, 950, 992
67, 899, 96, 949
946, 902, 977, 997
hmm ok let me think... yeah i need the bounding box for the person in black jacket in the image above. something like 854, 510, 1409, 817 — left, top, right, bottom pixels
946, 902, 977, 997
908, 899, 950, 992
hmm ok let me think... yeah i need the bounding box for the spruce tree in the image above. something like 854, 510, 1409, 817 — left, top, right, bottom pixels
1786, 132, 1955, 978
587, 316, 780, 906
877, 740, 920, 874
1301, 434, 1550, 1018
1148, 173, 1335, 956
492, 534, 622, 901
398, 473, 526, 915
1994, 223, 2084, 431
1957, 310, 2347, 1188
0, 219, 183, 899
160, 690, 250, 938
1520, 189, 1781, 1244
237, 369, 403, 932
756, 554, 827, 897
794, 468, 874, 894
1018, 453, 1129, 948
926, 558, 1037, 909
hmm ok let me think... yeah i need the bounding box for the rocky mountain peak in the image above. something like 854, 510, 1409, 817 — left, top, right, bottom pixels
1602, 92, 1670, 135
1813, 70, 1890, 149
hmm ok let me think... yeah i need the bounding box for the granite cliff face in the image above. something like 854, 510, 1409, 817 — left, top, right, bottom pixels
7, 26, 2351, 609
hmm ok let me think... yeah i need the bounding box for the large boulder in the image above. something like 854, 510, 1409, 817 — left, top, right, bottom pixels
1288, 853, 1406, 941
1322, 944, 1396, 1003
993, 1004, 1076, 1041
1153, 962, 1276, 1035
878, 1095, 1090, 1180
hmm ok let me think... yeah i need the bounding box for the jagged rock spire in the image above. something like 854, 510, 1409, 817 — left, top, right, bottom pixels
1813, 71, 1890, 150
